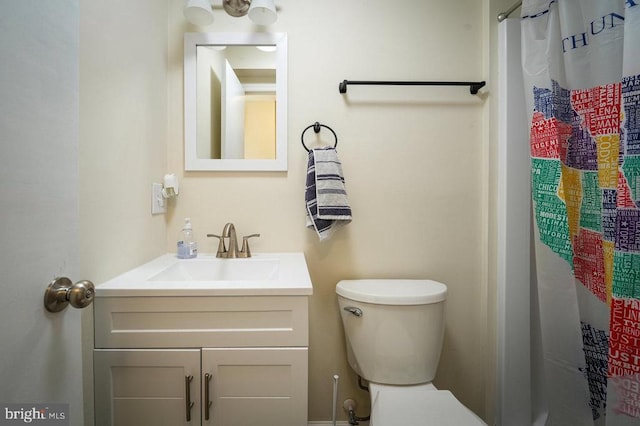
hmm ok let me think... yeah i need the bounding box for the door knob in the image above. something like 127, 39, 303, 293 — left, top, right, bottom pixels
44, 277, 95, 313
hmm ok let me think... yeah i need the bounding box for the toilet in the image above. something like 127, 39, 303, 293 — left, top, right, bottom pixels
336, 279, 486, 425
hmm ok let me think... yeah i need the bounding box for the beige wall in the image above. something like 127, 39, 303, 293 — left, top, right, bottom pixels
169, 0, 491, 422
80, 0, 169, 280
79, 1, 170, 423
75, 0, 515, 423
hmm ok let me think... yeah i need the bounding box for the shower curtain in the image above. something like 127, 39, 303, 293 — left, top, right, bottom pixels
522, 0, 640, 424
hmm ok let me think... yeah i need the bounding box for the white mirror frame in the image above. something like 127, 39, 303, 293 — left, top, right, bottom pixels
184, 32, 287, 171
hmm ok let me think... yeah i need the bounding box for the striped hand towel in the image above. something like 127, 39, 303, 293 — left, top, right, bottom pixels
305, 147, 352, 241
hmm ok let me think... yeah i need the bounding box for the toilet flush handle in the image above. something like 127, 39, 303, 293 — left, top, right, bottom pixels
343, 306, 363, 317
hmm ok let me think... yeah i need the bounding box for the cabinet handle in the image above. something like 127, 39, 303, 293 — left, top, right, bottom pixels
185, 375, 194, 422
204, 373, 213, 420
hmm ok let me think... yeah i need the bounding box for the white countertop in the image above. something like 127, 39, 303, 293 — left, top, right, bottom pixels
95, 253, 313, 297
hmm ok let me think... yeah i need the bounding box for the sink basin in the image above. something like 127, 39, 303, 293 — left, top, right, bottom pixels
95, 253, 312, 297
148, 257, 279, 281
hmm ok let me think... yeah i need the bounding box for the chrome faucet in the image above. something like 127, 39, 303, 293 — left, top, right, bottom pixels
207, 223, 259, 258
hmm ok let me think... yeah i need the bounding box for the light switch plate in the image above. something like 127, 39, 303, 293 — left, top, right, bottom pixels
151, 183, 166, 215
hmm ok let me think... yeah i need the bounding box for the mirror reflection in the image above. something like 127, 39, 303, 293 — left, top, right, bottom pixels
184, 32, 287, 171
196, 45, 276, 160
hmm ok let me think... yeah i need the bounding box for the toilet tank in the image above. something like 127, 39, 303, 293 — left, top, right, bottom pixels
336, 279, 446, 385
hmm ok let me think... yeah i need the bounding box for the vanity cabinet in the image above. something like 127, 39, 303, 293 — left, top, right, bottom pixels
93, 296, 308, 426
94, 349, 201, 426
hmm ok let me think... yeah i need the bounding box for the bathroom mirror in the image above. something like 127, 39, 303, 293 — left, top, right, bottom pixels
184, 32, 287, 171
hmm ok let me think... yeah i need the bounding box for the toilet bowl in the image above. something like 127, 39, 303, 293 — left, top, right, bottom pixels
369, 383, 486, 425
336, 279, 486, 426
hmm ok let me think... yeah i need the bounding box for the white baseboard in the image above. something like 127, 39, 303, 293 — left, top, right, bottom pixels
308, 422, 358, 426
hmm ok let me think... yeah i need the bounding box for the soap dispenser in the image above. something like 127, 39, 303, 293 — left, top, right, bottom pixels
177, 218, 198, 259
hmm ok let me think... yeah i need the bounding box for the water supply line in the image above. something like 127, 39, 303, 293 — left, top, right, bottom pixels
344, 399, 370, 426
332, 375, 339, 426
343, 376, 371, 426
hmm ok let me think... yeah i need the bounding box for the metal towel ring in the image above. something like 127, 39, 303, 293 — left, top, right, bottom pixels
300, 122, 338, 153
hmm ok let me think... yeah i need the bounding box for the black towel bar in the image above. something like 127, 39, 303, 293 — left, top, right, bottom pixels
338, 79, 486, 95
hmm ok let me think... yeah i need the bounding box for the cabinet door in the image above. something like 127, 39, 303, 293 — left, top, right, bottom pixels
94, 349, 201, 426
202, 348, 308, 426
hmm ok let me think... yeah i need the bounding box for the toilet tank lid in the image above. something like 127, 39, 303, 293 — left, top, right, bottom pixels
336, 279, 447, 305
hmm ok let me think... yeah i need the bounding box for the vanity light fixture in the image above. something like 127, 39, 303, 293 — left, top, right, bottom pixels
184, 0, 277, 26
184, 0, 215, 26
256, 45, 277, 52
248, 0, 277, 25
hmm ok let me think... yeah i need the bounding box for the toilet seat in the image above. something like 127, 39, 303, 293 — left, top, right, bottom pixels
369, 384, 487, 426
